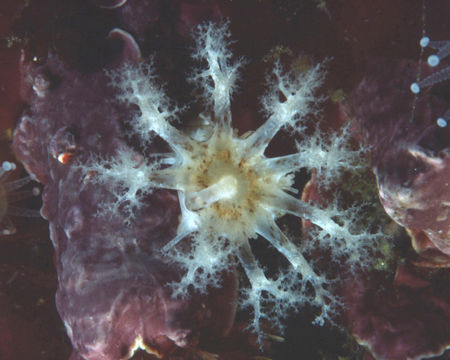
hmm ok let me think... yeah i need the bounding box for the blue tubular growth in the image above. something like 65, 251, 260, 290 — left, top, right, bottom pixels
410, 37, 450, 127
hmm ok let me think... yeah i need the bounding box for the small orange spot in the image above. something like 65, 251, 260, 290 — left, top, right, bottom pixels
57, 152, 72, 164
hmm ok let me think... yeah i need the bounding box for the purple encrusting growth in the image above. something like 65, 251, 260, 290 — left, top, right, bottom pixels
83, 21, 382, 337
13, 29, 237, 360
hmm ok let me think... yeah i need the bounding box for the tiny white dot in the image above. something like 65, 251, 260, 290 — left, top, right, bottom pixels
428, 55, 439, 67
420, 36, 430, 47
410, 82, 420, 94
2, 161, 15, 171
437, 117, 447, 128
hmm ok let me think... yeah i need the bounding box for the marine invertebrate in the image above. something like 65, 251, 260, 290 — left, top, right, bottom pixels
348, 2, 450, 356
410, 36, 450, 127
87, 21, 378, 334
365, 2, 450, 257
